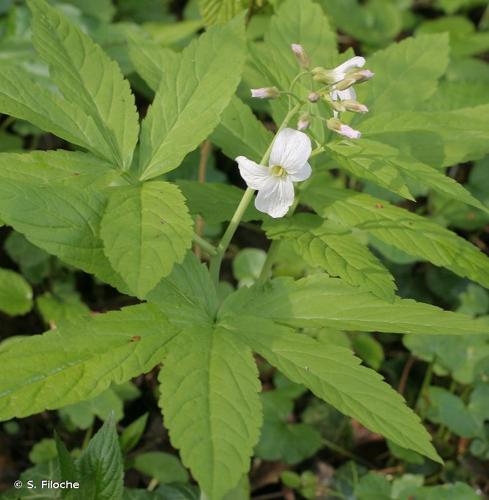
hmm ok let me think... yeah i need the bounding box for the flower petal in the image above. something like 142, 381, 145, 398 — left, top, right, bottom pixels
236, 156, 270, 190
331, 87, 356, 102
269, 128, 312, 174
289, 161, 311, 182
331, 56, 365, 81
255, 177, 294, 218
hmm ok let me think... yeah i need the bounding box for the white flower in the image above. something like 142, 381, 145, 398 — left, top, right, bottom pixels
236, 128, 312, 218
331, 87, 357, 102
250, 87, 280, 99
329, 56, 366, 84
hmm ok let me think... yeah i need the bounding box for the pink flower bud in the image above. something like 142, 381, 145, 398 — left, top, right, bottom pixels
343, 100, 369, 113
352, 69, 375, 83
297, 114, 310, 131
291, 43, 310, 68
326, 118, 361, 139
250, 86, 280, 99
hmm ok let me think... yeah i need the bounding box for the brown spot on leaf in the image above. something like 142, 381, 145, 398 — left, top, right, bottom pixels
130, 335, 141, 342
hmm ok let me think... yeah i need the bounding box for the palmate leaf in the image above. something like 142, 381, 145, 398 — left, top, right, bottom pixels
220, 275, 489, 335
28, 0, 139, 170
198, 0, 246, 26
138, 16, 246, 180
0, 151, 125, 290
0, 304, 178, 421
100, 181, 193, 298
264, 214, 397, 301
159, 325, 261, 500
304, 177, 489, 289
221, 316, 441, 462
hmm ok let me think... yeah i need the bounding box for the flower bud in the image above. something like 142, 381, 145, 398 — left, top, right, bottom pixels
297, 114, 310, 131
351, 69, 375, 83
326, 118, 361, 139
291, 43, 310, 69
311, 67, 337, 84
308, 92, 320, 103
250, 86, 280, 99
342, 100, 368, 113
334, 78, 356, 92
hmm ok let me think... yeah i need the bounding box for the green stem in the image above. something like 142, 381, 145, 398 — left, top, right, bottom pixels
256, 239, 281, 286
415, 358, 435, 415
192, 233, 217, 256
209, 103, 302, 285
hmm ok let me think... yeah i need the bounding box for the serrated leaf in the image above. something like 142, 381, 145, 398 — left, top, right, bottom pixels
100, 181, 193, 298
0, 304, 178, 421
159, 325, 261, 499
0, 65, 115, 163
0, 151, 125, 290
224, 316, 441, 462
220, 274, 489, 335
0, 268, 33, 316
355, 34, 449, 115
198, 0, 246, 26
138, 17, 246, 180
28, 0, 139, 170
361, 106, 489, 168
211, 96, 273, 163
77, 414, 124, 500
265, 213, 397, 301
304, 178, 489, 290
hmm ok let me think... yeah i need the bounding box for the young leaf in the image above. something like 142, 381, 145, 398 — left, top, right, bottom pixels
119, 414, 149, 454
132, 452, 188, 484
159, 325, 262, 499
0, 304, 178, 421
220, 275, 489, 335
224, 316, 441, 463
304, 179, 489, 289
28, 0, 139, 170
100, 181, 193, 298
0, 66, 114, 163
265, 214, 397, 301
0, 268, 33, 316
54, 431, 77, 485
77, 414, 124, 500
355, 34, 449, 114
138, 16, 246, 180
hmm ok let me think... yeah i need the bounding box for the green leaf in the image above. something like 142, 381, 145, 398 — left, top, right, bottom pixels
133, 452, 188, 484
28, 0, 139, 169
119, 414, 148, 454
355, 34, 449, 114
0, 304, 178, 420
232, 248, 267, 286
361, 106, 489, 168
159, 324, 261, 499
211, 96, 273, 163
0, 268, 33, 316
100, 181, 193, 298
220, 274, 489, 335
224, 316, 441, 462
198, 0, 246, 26
176, 181, 263, 224
304, 178, 489, 290
0, 65, 117, 163
29, 438, 57, 464
0, 151, 126, 290
77, 414, 124, 500
138, 16, 246, 180
265, 213, 397, 301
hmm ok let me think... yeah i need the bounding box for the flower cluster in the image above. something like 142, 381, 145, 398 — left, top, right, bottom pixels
241, 44, 374, 218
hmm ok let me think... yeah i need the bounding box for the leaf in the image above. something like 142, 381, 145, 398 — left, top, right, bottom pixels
0, 268, 33, 316
119, 414, 148, 454
355, 34, 449, 115
211, 96, 273, 163
304, 178, 489, 290
265, 213, 397, 301
220, 274, 489, 335
0, 151, 125, 290
100, 181, 193, 298
28, 0, 139, 170
224, 316, 441, 462
159, 324, 262, 499
77, 414, 124, 500
0, 65, 115, 163
138, 16, 246, 180
176, 180, 263, 224
198, 0, 246, 26
0, 304, 178, 421
360, 106, 489, 168
133, 452, 188, 484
